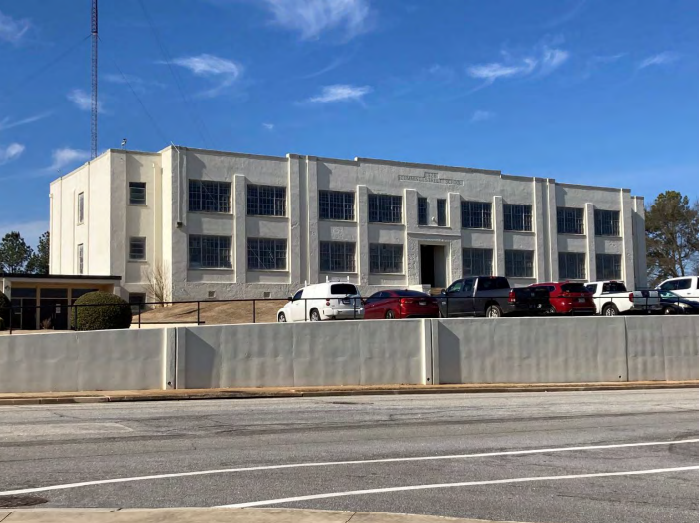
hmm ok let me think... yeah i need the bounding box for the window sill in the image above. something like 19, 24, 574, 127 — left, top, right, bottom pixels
461, 227, 493, 231
128, 260, 148, 264
188, 210, 233, 216
77, 222, 85, 226
504, 230, 535, 234
246, 214, 288, 219
368, 222, 404, 226
319, 271, 357, 275
129, 203, 148, 207
319, 218, 356, 224
247, 269, 289, 273
188, 267, 234, 271
369, 272, 405, 276
595, 235, 623, 239
558, 232, 586, 237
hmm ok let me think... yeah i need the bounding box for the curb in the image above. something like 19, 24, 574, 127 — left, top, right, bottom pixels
0, 382, 695, 405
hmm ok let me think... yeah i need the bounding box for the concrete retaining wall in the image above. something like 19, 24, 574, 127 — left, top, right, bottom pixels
0, 316, 696, 393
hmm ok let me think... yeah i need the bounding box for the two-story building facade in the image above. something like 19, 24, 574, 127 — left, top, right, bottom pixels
49, 146, 647, 303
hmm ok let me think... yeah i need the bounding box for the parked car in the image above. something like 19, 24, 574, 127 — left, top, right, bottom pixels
277, 280, 363, 322
584, 281, 661, 316
656, 276, 699, 303
528, 282, 596, 315
658, 290, 699, 315
363, 290, 439, 319
437, 276, 550, 318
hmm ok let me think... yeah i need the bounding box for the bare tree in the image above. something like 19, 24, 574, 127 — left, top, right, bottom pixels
144, 261, 171, 306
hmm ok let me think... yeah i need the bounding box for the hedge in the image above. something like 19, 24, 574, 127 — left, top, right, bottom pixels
71, 291, 132, 331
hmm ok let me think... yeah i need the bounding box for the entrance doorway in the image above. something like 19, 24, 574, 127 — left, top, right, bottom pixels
420, 245, 447, 289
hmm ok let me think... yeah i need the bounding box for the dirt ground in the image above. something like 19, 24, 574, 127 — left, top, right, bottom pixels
134, 299, 288, 326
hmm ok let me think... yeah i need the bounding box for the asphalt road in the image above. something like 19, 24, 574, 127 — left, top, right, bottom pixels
0, 390, 697, 523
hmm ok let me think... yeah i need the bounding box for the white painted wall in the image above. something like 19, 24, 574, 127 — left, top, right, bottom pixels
0, 317, 696, 393
50, 147, 648, 300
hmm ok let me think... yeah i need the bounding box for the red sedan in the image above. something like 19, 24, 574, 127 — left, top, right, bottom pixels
529, 282, 596, 315
363, 290, 440, 319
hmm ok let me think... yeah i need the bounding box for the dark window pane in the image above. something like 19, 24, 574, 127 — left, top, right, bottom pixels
248, 238, 287, 270
505, 250, 534, 277
462, 248, 493, 277
368, 194, 402, 223
596, 253, 622, 280
504, 204, 533, 231
369, 243, 403, 273
189, 180, 231, 213
557, 207, 584, 234
594, 210, 620, 236
417, 198, 428, 225
247, 185, 286, 216
461, 201, 492, 229
437, 199, 447, 226
319, 191, 355, 221
330, 284, 358, 295
129, 182, 147, 205
558, 252, 586, 279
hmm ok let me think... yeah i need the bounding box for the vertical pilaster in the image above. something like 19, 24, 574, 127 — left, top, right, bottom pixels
631, 196, 647, 288
287, 154, 301, 287
233, 174, 247, 284
585, 203, 596, 281
306, 157, 319, 285
357, 185, 369, 286
546, 179, 559, 282
493, 195, 504, 276
533, 178, 546, 282
620, 189, 635, 289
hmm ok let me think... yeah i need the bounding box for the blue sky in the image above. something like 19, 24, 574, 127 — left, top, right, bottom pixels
0, 0, 697, 245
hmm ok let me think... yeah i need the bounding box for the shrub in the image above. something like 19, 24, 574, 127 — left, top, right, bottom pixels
71, 291, 132, 331
0, 291, 9, 330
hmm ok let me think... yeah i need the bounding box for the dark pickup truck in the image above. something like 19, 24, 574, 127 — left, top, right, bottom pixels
438, 276, 550, 318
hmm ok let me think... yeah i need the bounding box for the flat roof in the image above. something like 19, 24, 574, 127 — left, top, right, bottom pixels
0, 273, 121, 281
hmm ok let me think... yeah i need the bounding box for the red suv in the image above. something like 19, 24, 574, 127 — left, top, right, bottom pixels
364, 290, 439, 319
528, 282, 595, 316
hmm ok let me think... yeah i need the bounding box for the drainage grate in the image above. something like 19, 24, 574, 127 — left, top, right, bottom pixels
0, 495, 49, 508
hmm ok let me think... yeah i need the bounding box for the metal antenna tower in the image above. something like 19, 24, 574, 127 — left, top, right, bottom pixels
91, 0, 98, 159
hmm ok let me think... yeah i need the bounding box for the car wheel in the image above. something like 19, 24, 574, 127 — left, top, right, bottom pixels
602, 305, 619, 316
385, 309, 395, 319
486, 305, 502, 318
310, 309, 321, 322
544, 306, 557, 315
663, 306, 676, 315
277, 312, 287, 323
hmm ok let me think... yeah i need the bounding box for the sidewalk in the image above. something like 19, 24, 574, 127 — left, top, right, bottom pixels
0, 381, 695, 405
0, 508, 534, 523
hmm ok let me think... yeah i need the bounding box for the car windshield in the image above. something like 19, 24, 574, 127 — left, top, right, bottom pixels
561, 283, 588, 293
603, 282, 628, 293
393, 290, 428, 297
660, 290, 680, 299
330, 284, 358, 296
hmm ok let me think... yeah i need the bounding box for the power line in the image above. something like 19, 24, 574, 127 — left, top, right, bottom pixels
0, 35, 91, 99
99, 37, 170, 146
135, 0, 214, 149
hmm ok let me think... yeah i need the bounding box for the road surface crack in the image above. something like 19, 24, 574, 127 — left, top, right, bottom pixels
343, 512, 357, 523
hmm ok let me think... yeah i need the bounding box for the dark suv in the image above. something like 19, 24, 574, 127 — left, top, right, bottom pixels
438, 276, 550, 318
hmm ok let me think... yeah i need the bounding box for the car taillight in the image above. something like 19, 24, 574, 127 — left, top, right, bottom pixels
508, 290, 515, 303
628, 293, 634, 302
326, 300, 331, 306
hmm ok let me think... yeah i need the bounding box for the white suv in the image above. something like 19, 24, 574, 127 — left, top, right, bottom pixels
277, 280, 364, 322
656, 276, 699, 303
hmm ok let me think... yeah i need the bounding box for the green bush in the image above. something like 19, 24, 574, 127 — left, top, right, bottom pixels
0, 291, 9, 331
71, 291, 132, 331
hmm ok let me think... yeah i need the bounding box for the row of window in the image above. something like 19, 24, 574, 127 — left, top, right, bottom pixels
124, 235, 622, 281
114, 182, 622, 236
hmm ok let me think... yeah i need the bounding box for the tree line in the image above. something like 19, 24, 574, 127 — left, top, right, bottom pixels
0, 191, 696, 285
0, 231, 50, 274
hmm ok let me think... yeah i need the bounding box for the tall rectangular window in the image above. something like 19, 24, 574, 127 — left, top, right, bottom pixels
594, 209, 620, 236
77, 244, 84, 274
463, 248, 493, 277
247, 238, 287, 270
369, 244, 403, 273
417, 198, 428, 225
504, 204, 533, 231
368, 194, 402, 223
189, 235, 232, 268
247, 184, 286, 216
557, 207, 584, 235
77, 192, 84, 224
461, 201, 492, 229
189, 180, 231, 213
129, 237, 146, 261
505, 250, 534, 278
437, 199, 447, 226
596, 253, 622, 280
129, 182, 147, 205
318, 190, 355, 221
559, 252, 586, 280
320, 241, 356, 272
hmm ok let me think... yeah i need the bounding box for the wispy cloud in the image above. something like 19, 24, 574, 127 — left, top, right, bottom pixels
307, 84, 371, 103
638, 52, 679, 69
261, 0, 371, 41
543, 0, 586, 28
67, 89, 104, 113
425, 64, 456, 82
171, 54, 242, 98
467, 44, 569, 88
0, 112, 52, 132
0, 143, 25, 165
49, 147, 90, 172
470, 110, 493, 123
262, 123, 275, 130
0, 10, 31, 44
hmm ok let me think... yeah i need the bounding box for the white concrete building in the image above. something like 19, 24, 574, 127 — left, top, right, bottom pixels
49, 146, 647, 303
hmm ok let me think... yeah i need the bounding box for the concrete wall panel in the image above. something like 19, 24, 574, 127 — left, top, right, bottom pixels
434, 317, 628, 384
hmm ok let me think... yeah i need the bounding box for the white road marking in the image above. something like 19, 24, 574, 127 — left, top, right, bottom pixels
218, 466, 700, 508
0, 438, 696, 496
